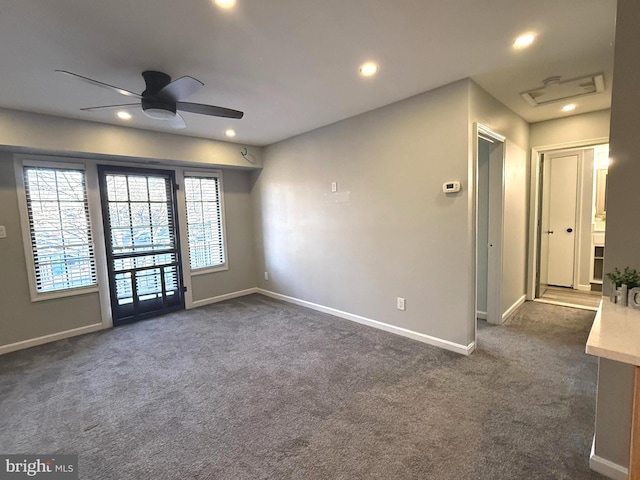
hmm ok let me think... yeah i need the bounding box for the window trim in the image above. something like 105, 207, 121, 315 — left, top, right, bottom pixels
183, 169, 229, 276
15, 157, 99, 302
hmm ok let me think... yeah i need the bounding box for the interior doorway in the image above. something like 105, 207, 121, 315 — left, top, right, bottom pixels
98, 166, 185, 326
529, 144, 609, 311
476, 124, 505, 326
538, 151, 579, 294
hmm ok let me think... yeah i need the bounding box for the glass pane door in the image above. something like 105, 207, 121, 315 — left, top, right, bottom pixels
98, 166, 184, 325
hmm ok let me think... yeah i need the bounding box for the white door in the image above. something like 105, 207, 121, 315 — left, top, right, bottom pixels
545, 154, 578, 287
486, 140, 504, 323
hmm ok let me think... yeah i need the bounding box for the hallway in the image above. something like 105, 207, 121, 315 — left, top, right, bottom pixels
537, 286, 602, 310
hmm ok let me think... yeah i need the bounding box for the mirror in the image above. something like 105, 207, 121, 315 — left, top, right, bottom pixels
595, 169, 607, 218
593, 145, 609, 227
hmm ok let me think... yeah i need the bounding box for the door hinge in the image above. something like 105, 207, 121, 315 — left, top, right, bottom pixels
174, 184, 180, 191
182, 286, 187, 293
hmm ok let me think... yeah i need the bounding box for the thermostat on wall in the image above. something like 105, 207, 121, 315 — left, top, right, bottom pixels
442, 181, 461, 193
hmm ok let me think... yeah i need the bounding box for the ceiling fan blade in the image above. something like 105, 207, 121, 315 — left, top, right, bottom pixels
167, 113, 187, 129
177, 102, 244, 119
80, 103, 140, 111
56, 70, 142, 99
158, 76, 203, 102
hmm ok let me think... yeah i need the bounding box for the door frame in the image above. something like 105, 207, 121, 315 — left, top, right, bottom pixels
526, 137, 609, 300
540, 150, 581, 290
474, 123, 506, 341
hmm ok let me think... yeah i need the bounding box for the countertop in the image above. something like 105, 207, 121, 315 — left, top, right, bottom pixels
586, 298, 640, 366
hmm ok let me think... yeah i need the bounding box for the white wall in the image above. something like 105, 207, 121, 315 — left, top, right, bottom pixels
592, 0, 640, 471
254, 80, 474, 351
469, 82, 530, 321
594, 358, 634, 472
501, 141, 528, 315
0, 107, 263, 169
0, 152, 103, 346
190, 169, 257, 304
253, 78, 529, 352
530, 110, 610, 149
604, 5, 640, 286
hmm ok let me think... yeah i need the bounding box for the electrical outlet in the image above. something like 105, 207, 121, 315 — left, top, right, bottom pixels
331, 182, 337, 193
397, 297, 406, 311
264, 271, 269, 281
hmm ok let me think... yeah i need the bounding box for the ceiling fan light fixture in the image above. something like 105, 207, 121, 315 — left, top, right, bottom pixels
143, 108, 177, 120
142, 96, 177, 120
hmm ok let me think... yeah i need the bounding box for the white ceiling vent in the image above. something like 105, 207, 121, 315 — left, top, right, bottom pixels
520, 73, 605, 107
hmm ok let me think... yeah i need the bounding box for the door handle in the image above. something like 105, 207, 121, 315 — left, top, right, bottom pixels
566, 228, 573, 233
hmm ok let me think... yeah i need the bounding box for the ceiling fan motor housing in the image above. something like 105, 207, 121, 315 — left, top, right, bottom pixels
141, 71, 176, 119
142, 71, 171, 95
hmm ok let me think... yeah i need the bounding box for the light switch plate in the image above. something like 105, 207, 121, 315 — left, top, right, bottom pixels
0, 226, 6, 238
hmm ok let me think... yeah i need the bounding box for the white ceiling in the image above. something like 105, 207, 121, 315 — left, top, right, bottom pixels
0, 0, 617, 147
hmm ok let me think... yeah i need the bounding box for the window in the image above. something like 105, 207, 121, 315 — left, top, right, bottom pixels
184, 172, 226, 271
21, 163, 97, 295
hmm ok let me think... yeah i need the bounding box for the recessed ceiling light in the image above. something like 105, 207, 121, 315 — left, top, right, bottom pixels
225, 129, 236, 138
562, 103, 577, 112
214, 0, 236, 9
513, 33, 536, 49
359, 62, 379, 77
117, 111, 131, 120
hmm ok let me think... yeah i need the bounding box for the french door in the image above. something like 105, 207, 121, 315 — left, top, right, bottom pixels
98, 166, 185, 326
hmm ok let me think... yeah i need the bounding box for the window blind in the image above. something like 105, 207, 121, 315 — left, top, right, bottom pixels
184, 175, 225, 269
23, 166, 97, 293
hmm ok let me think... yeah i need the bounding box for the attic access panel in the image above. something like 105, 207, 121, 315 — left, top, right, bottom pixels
521, 74, 605, 107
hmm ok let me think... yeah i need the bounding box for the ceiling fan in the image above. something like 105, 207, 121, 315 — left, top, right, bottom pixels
56, 70, 244, 129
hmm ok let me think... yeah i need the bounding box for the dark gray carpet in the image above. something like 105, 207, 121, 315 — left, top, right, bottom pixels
0, 295, 605, 479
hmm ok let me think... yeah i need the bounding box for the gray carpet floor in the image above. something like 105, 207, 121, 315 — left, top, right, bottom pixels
0, 294, 605, 479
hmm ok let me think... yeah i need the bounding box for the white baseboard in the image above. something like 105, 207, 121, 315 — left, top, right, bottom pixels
476, 311, 487, 320
257, 289, 475, 356
1, 287, 260, 356
502, 294, 527, 322
1, 288, 475, 357
190, 288, 258, 309
0, 323, 105, 356
577, 284, 593, 292
590, 437, 629, 480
